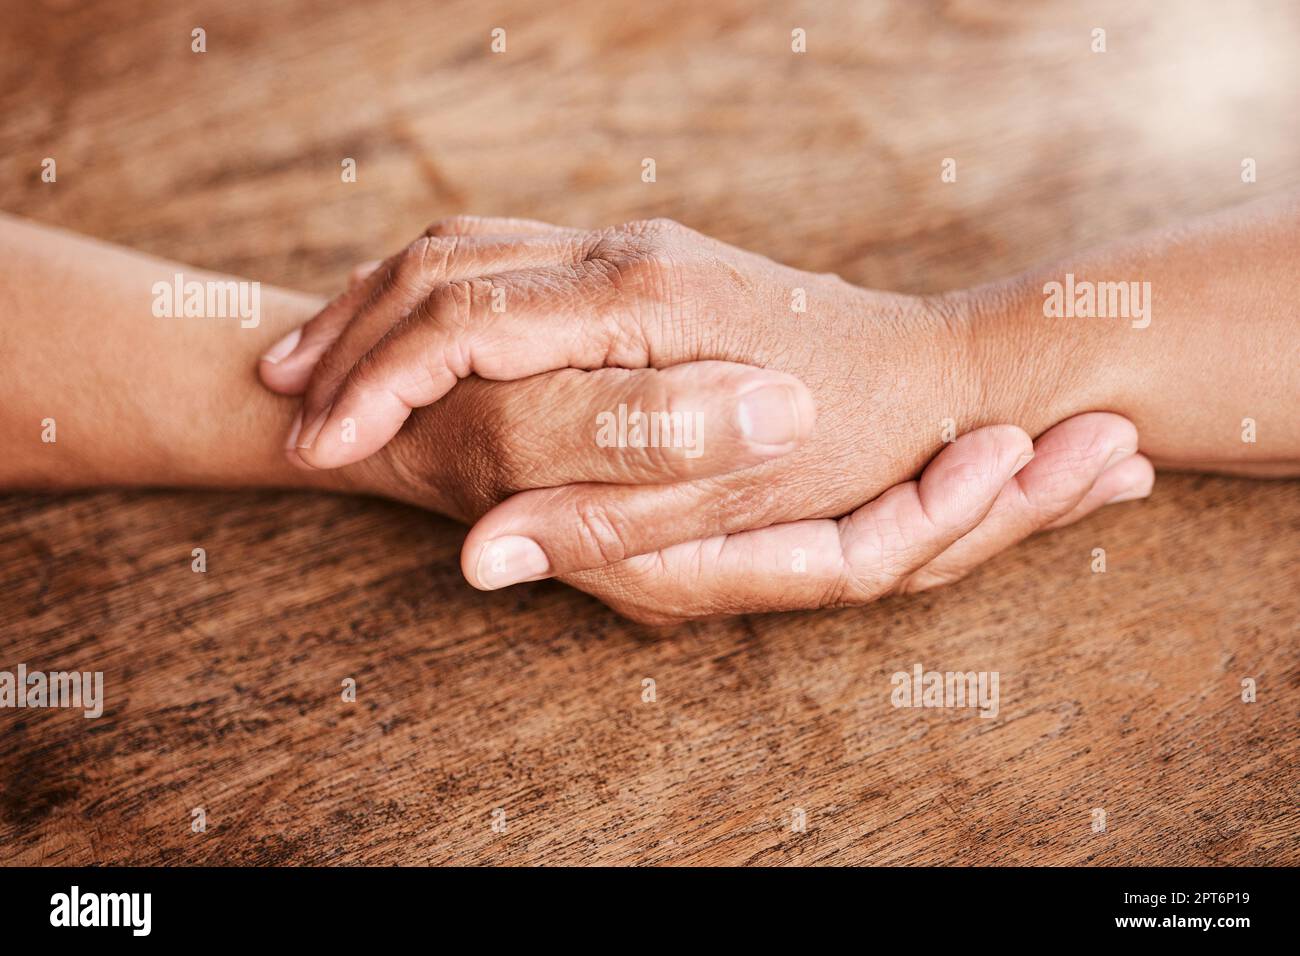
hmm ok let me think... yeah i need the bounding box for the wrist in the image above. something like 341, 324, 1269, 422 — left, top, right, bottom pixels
114, 281, 359, 499
931, 276, 1122, 438
234, 291, 364, 497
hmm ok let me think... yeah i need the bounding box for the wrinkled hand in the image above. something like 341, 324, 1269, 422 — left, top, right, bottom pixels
260, 216, 1152, 622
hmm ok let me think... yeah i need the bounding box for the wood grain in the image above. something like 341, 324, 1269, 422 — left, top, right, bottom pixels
1, 0, 1297, 865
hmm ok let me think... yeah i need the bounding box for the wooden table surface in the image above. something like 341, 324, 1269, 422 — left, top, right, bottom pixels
1, 0, 1297, 865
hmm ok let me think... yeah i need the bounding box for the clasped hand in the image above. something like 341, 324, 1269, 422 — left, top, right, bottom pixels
257, 216, 1152, 623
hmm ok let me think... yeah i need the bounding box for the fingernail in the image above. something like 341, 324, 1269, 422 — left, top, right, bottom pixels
1012, 451, 1035, 475
1104, 446, 1136, 471
284, 409, 303, 451
1106, 486, 1150, 505
737, 385, 801, 447
261, 326, 302, 364
297, 403, 332, 450
475, 535, 550, 589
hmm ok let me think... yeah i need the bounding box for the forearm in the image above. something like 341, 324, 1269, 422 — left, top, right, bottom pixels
0, 213, 334, 491
963, 194, 1300, 474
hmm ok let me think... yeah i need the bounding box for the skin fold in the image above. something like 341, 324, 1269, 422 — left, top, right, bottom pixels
3, 198, 1294, 622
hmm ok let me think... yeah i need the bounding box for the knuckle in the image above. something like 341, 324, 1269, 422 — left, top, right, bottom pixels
1014, 468, 1078, 523
424, 277, 481, 333
572, 499, 634, 567
1019, 447, 1107, 521
946, 457, 1002, 490
397, 235, 463, 287
592, 246, 683, 307
1048, 433, 1109, 480
581, 224, 694, 308
628, 246, 680, 284
475, 377, 565, 493
611, 389, 695, 483
424, 215, 482, 237
600, 218, 683, 260
823, 568, 872, 609
621, 217, 684, 238
391, 238, 431, 289
832, 514, 910, 606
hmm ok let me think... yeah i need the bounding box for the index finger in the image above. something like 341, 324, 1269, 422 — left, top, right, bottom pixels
293, 261, 676, 469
